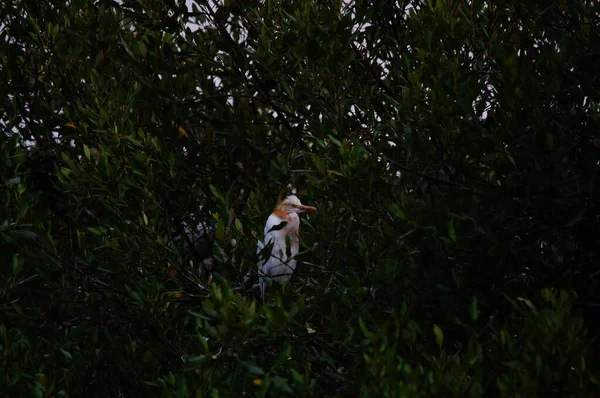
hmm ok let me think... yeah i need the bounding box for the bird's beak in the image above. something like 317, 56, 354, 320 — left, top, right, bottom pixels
295, 204, 317, 213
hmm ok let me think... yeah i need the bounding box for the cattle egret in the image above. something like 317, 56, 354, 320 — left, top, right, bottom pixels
257, 195, 316, 301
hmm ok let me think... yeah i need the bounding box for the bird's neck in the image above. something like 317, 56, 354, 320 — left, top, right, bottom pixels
272, 206, 292, 220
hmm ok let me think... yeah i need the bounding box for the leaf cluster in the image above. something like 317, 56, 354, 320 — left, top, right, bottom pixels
1, 0, 599, 396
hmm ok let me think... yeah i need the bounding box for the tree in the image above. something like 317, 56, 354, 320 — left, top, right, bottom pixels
1, 0, 599, 396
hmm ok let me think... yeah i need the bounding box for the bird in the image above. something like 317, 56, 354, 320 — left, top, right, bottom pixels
257, 195, 316, 301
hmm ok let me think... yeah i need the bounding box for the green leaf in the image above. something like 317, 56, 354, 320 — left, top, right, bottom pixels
279, 77, 292, 97
240, 361, 264, 376
496, 378, 509, 392
31, 386, 43, 398
448, 221, 456, 242
470, 296, 479, 321
234, 218, 243, 232
185, 355, 211, 366
424, 30, 432, 50
358, 317, 373, 339
566, 210, 585, 227
197, 334, 209, 352
84, 144, 91, 160
389, 202, 405, 220
17, 274, 39, 286
87, 227, 104, 236
126, 136, 143, 147
215, 219, 224, 241
209, 185, 223, 202
10, 254, 19, 275
327, 134, 342, 147
545, 133, 554, 150
517, 297, 536, 311
18, 183, 26, 196
60, 348, 72, 361
433, 324, 444, 347
272, 377, 293, 394
311, 155, 326, 176
138, 41, 147, 57
11, 230, 39, 241
140, 381, 160, 387
327, 169, 344, 177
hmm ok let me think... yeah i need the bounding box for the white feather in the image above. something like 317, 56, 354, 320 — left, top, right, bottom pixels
257, 195, 315, 301
258, 213, 300, 301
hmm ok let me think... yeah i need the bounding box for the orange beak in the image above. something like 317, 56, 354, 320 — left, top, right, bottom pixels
295, 204, 317, 212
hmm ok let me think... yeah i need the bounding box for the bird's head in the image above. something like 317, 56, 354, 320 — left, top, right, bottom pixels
273, 195, 317, 217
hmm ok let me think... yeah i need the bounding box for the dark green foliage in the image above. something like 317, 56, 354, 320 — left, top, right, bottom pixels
1, 0, 599, 396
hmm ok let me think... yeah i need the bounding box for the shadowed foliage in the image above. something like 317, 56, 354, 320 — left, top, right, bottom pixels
1, 0, 599, 396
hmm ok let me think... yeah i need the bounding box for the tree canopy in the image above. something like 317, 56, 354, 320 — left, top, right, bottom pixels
1, 0, 600, 396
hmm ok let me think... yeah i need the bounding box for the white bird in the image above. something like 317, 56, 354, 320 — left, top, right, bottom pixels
257, 195, 316, 301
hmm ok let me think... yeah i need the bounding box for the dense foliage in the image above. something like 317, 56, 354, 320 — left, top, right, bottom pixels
2, 0, 600, 396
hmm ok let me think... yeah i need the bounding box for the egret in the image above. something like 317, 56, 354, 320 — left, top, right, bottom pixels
257, 195, 316, 301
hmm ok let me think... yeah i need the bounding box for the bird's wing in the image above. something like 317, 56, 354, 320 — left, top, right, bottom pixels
258, 214, 289, 302
264, 214, 286, 235
256, 231, 274, 258
257, 214, 286, 254
257, 215, 278, 254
